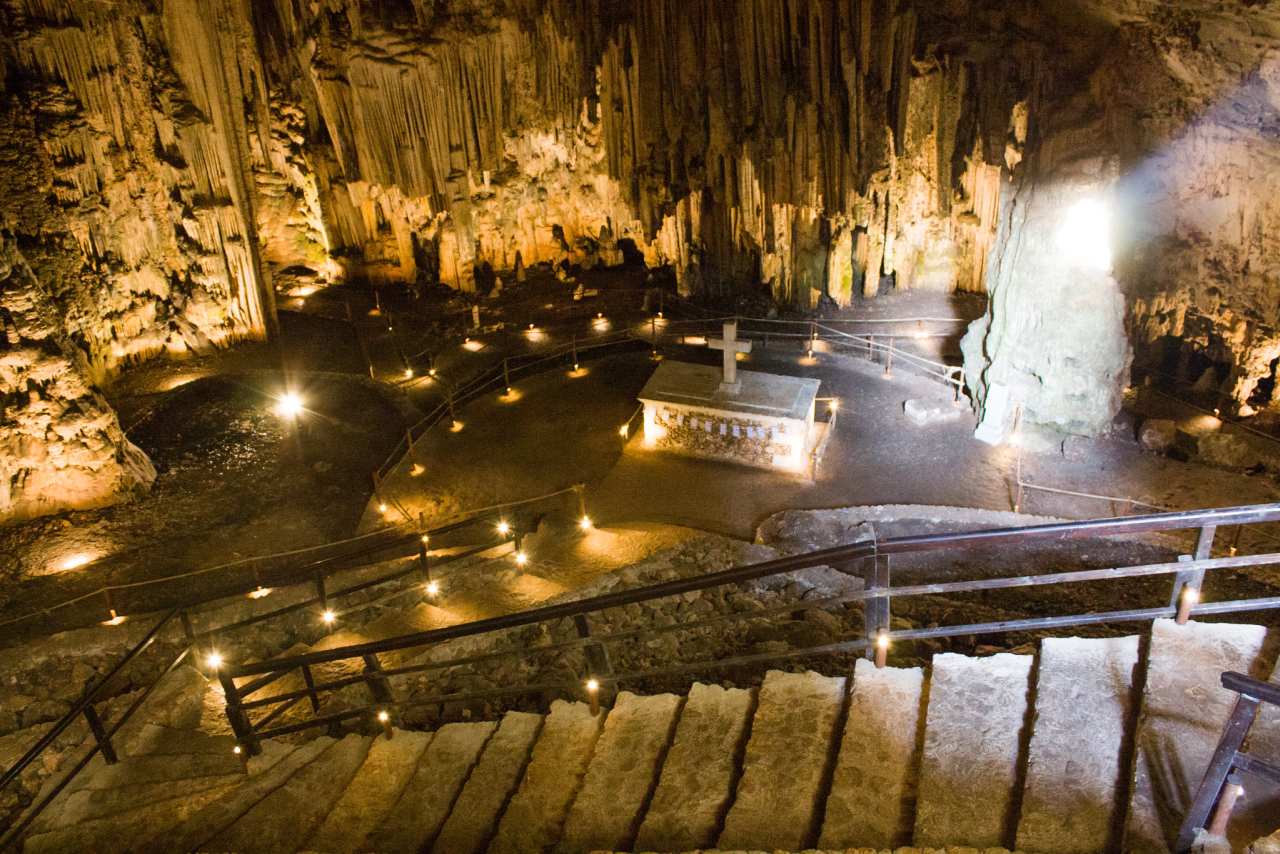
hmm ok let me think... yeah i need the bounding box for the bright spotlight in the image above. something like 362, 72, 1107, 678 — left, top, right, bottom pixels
205, 651, 223, 670
425, 580, 440, 596
1056, 197, 1111, 271
276, 392, 304, 418
321, 609, 336, 625
515, 551, 528, 567
579, 516, 592, 531
497, 520, 511, 536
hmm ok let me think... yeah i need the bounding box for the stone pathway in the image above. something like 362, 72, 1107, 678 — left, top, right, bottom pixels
19, 619, 1280, 853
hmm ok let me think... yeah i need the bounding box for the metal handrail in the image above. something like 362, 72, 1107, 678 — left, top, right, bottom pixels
0, 608, 180, 792
217, 503, 1280, 751
0, 500, 557, 846
0, 609, 188, 850
225, 503, 1280, 677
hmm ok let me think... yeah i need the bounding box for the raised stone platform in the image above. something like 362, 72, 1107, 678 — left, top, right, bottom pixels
638, 361, 822, 472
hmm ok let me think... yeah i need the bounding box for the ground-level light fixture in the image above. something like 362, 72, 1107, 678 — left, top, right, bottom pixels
248, 586, 272, 600
426, 580, 440, 596
102, 609, 127, 627
378, 502, 388, 514
829, 399, 840, 412
579, 516, 592, 531
205, 651, 224, 670
276, 392, 304, 419
515, 551, 528, 567
1177, 585, 1201, 624
377, 710, 390, 724
585, 677, 601, 714
497, 520, 511, 536
321, 609, 336, 625
404, 368, 414, 379
56, 553, 96, 572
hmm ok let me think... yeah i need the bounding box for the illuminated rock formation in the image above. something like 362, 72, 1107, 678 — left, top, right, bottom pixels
2, 0, 1279, 514
0, 235, 155, 521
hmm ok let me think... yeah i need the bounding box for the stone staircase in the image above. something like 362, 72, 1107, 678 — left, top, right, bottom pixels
17, 618, 1280, 853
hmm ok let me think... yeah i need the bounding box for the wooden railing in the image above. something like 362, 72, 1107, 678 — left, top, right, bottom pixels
1175, 671, 1280, 852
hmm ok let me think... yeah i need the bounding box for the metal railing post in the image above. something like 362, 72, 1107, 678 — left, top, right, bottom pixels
81, 706, 117, 765
219, 671, 261, 756
301, 665, 322, 714
574, 614, 615, 704
1172, 524, 1216, 621
864, 554, 891, 663
361, 654, 395, 706
315, 572, 328, 612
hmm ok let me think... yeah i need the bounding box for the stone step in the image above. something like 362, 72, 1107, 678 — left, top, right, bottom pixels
717, 669, 848, 851
1126, 619, 1272, 854
634, 683, 754, 852
135, 738, 331, 854
1017, 636, 1141, 854
431, 711, 544, 854
203, 734, 372, 853
23, 739, 298, 853
557, 691, 683, 853
913, 652, 1034, 848
41, 768, 244, 831
24, 728, 242, 836
111, 665, 210, 753
819, 658, 926, 849
361, 720, 497, 853
21, 778, 243, 854
302, 730, 432, 853
489, 700, 608, 854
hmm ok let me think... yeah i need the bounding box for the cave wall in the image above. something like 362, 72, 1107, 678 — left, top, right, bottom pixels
245, 0, 1023, 307
2, 0, 1279, 518
0, 233, 155, 520
1099, 11, 1280, 412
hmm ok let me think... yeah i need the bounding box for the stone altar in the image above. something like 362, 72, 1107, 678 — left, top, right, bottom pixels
637, 323, 823, 472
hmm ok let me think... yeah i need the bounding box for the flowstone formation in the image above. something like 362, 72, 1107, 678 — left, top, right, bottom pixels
0, 236, 155, 521
962, 164, 1132, 437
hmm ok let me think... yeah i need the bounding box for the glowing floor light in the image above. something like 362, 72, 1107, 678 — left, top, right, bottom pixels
276, 392, 304, 419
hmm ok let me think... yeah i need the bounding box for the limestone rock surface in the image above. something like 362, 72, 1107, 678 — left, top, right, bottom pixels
635, 683, 754, 852
914, 652, 1033, 848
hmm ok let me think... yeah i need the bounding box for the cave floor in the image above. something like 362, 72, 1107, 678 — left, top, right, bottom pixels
4, 281, 1280, 646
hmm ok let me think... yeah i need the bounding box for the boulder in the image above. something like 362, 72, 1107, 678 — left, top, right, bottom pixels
1251, 829, 1280, 854
1198, 433, 1260, 469
904, 399, 962, 427
1139, 418, 1178, 453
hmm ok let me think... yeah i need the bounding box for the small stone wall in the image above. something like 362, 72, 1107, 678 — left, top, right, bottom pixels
646, 403, 803, 471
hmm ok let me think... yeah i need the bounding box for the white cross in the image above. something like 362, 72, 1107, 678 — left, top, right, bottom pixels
708, 321, 752, 392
